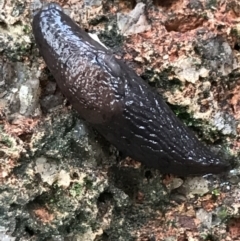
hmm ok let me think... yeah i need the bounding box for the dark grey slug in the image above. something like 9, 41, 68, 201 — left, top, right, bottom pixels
32, 3, 230, 176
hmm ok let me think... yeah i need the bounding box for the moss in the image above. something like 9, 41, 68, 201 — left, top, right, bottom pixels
141, 68, 228, 144
168, 104, 201, 130
3, 39, 32, 62
0, 126, 13, 148
168, 104, 225, 143
1, 135, 13, 148
230, 27, 240, 40
206, 0, 218, 9
203, 234, 218, 241
211, 189, 220, 197
200, 12, 209, 20
141, 68, 182, 91
23, 24, 31, 34
217, 207, 229, 222
84, 176, 94, 190
31, 112, 78, 159
69, 183, 83, 197
166, 219, 178, 228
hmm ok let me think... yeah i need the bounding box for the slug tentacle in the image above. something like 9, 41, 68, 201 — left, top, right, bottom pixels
32, 3, 230, 176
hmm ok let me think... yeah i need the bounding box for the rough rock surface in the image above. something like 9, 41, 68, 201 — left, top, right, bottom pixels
1, 0, 240, 240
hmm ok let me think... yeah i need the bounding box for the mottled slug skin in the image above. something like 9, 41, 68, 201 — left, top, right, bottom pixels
33, 3, 229, 176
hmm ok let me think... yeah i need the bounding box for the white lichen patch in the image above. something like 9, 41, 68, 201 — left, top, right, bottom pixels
35, 157, 59, 185
84, 0, 102, 7
214, 42, 237, 76
57, 170, 71, 188
34, 157, 70, 188
212, 112, 237, 135
173, 56, 208, 84
0, 226, 15, 241
196, 208, 212, 229
117, 3, 151, 36
19, 77, 40, 116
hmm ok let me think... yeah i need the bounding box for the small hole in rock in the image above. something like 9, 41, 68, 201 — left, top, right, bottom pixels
0, 150, 5, 158
25, 226, 34, 236
98, 191, 113, 203
153, 0, 176, 7
18, 133, 33, 143
72, 172, 79, 179
234, 43, 240, 51
95, 231, 109, 241
0, 21, 7, 29
10, 203, 18, 209
145, 170, 153, 180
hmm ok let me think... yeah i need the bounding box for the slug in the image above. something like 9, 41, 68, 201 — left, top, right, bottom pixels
32, 3, 230, 176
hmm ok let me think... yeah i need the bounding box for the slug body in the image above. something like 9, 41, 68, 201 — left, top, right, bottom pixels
33, 3, 229, 176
